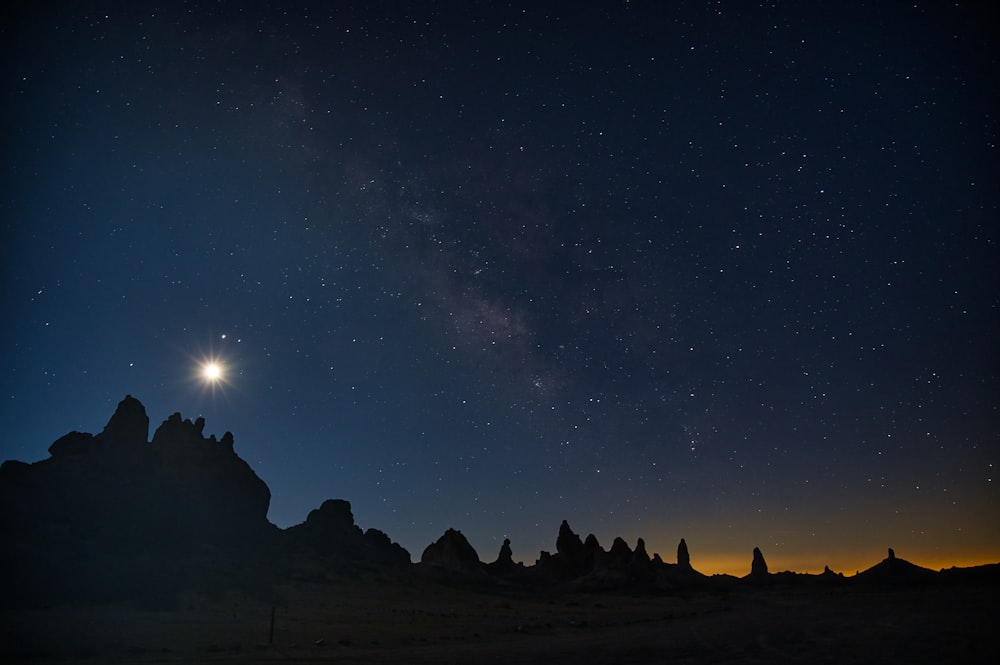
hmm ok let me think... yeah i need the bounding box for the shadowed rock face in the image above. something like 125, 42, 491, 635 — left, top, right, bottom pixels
678, 538, 691, 569
309, 498, 355, 527
3, 396, 271, 537
487, 537, 521, 574
0, 396, 276, 606
485, 537, 527, 577
556, 520, 586, 562
528, 520, 595, 580
100, 394, 149, 448
608, 537, 633, 569
150, 411, 270, 529
45, 394, 148, 459
855, 548, 937, 586
751, 547, 769, 576
285, 499, 410, 566
633, 538, 650, 564
495, 537, 515, 565
47, 431, 95, 458
421, 528, 481, 570
0, 395, 417, 607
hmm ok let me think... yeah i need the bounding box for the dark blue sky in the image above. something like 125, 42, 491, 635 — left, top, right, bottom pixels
3, 1, 997, 573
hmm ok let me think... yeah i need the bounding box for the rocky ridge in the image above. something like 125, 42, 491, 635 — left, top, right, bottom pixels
1, 396, 991, 607
0, 396, 408, 606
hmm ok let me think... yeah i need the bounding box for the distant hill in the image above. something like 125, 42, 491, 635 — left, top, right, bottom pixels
855, 548, 938, 587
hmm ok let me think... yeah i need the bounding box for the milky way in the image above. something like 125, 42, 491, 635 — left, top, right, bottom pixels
2, 2, 997, 573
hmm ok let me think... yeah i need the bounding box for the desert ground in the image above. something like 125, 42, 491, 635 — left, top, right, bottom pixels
4, 576, 996, 664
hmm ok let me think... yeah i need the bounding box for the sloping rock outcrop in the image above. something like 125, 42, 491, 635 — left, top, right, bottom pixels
420, 528, 481, 571
285, 499, 410, 568
0, 396, 278, 606
856, 548, 937, 586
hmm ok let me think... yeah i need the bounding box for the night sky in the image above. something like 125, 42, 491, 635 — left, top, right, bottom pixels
3, 2, 998, 575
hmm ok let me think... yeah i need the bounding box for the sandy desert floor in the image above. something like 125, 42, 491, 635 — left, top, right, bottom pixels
3, 578, 997, 664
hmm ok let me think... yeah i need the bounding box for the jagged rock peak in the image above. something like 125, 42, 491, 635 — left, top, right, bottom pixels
609, 536, 632, 556
305, 499, 358, 532
100, 394, 150, 448
633, 537, 650, 563
151, 411, 236, 455
363, 527, 412, 565
607, 536, 633, 569
421, 528, 481, 569
286, 499, 410, 565
556, 520, 585, 559
888, 547, 896, 560
494, 538, 514, 566
678, 538, 691, 569
751, 547, 769, 576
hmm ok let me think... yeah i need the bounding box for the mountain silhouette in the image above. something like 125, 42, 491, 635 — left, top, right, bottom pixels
1, 396, 995, 609
855, 548, 938, 587
0, 396, 407, 607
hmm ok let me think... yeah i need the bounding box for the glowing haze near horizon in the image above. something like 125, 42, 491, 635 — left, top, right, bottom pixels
2, 2, 998, 575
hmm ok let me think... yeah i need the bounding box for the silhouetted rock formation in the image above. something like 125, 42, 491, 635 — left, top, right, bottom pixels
149, 410, 270, 532
4, 395, 996, 608
574, 535, 672, 591
633, 538, 650, 563
303, 498, 357, 534
421, 528, 481, 571
364, 527, 409, 562
496, 538, 514, 565
486, 537, 525, 576
101, 393, 150, 449
0, 396, 278, 606
556, 520, 590, 572
856, 548, 937, 587
485, 538, 531, 582
285, 499, 410, 568
48, 431, 95, 458
532, 521, 600, 582
678, 538, 691, 569
627, 538, 654, 583
818, 565, 847, 585
3, 396, 272, 542
607, 537, 633, 569
581, 533, 600, 557
750, 547, 769, 577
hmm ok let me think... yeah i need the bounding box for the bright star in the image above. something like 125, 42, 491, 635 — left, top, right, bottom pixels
195, 355, 231, 392
202, 362, 222, 382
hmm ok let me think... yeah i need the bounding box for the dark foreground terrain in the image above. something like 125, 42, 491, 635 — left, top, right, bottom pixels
3, 398, 996, 663
4, 578, 996, 664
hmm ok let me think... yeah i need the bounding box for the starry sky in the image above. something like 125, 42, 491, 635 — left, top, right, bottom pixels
2, 2, 998, 575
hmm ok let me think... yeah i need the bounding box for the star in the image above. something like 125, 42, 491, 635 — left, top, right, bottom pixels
202, 362, 222, 383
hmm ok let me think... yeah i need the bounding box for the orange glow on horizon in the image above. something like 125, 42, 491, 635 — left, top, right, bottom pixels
666, 551, 1000, 577
507, 532, 1000, 577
